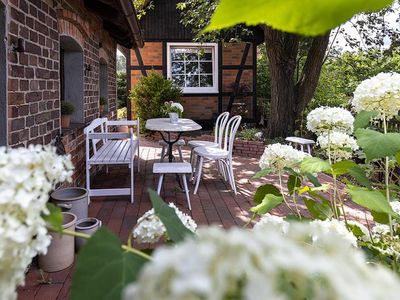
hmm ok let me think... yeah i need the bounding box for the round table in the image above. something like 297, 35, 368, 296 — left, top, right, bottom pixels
145, 118, 202, 162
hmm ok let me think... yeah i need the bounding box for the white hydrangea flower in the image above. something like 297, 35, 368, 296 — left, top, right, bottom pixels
310, 219, 358, 247
352, 72, 400, 119
132, 203, 197, 243
253, 214, 289, 234
0, 145, 73, 300
259, 143, 307, 172
390, 201, 400, 216
317, 131, 359, 161
372, 224, 391, 236
347, 220, 371, 242
307, 106, 354, 134
171, 102, 184, 113
124, 223, 400, 300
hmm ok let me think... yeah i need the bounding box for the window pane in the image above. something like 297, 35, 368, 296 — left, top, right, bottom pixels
199, 62, 212, 74
199, 49, 212, 61
186, 52, 198, 61
185, 75, 199, 87
172, 75, 185, 87
171, 62, 184, 74
200, 75, 213, 87
185, 62, 199, 75
171, 49, 185, 61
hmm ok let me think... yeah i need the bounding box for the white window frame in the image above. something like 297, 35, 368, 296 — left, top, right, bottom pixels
166, 42, 219, 94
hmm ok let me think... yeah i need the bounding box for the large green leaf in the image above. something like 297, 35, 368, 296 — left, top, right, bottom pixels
355, 129, 400, 160
304, 172, 321, 187
304, 198, 333, 220
253, 168, 272, 179
331, 160, 357, 175
300, 157, 330, 174
42, 203, 63, 232
348, 166, 372, 190
250, 194, 283, 214
71, 228, 147, 300
347, 186, 395, 216
206, 0, 392, 36
287, 175, 301, 195
149, 189, 193, 243
254, 184, 281, 204
353, 111, 378, 129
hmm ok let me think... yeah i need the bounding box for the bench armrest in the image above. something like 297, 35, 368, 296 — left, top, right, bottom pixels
87, 132, 132, 140
107, 120, 139, 127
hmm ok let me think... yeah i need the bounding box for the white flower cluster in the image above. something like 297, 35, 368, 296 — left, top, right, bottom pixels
352, 72, 400, 119
124, 223, 400, 300
132, 203, 197, 243
307, 106, 358, 161
307, 106, 354, 134
317, 131, 359, 161
259, 143, 307, 172
171, 102, 184, 113
0, 145, 73, 300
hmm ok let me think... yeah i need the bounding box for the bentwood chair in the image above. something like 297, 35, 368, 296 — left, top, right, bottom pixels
192, 115, 242, 195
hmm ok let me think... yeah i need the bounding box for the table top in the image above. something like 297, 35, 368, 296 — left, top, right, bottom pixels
285, 136, 315, 144
145, 118, 202, 132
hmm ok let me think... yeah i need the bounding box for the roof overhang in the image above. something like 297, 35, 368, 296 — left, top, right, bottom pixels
83, 0, 144, 49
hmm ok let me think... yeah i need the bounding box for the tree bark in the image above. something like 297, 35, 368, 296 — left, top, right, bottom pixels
263, 25, 331, 138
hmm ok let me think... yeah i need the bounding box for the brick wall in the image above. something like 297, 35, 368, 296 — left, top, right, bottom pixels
130, 41, 256, 121
7, 0, 60, 147
5, 0, 119, 187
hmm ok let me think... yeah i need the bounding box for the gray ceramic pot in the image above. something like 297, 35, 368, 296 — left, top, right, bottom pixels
50, 187, 88, 221
75, 217, 102, 250
39, 212, 77, 272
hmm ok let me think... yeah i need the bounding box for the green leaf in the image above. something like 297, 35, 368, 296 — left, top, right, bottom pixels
71, 228, 147, 300
355, 129, 400, 160
287, 175, 301, 195
347, 186, 395, 216
206, 0, 392, 36
348, 166, 372, 190
253, 184, 281, 204
331, 160, 357, 175
300, 157, 330, 173
395, 151, 400, 165
347, 223, 368, 238
250, 194, 283, 215
253, 168, 272, 179
148, 189, 193, 243
304, 172, 321, 187
371, 210, 390, 225
303, 198, 333, 220
42, 203, 63, 232
354, 111, 378, 129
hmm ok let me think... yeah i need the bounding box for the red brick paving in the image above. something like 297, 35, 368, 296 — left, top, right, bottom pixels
17, 139, 369, 300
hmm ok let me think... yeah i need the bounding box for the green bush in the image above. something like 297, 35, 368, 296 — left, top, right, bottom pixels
117, 72, 128, 108
99, 96, 107, 105
130, 72, 182, 132
237, 128, 262, 141
61, 101, 75, 115
117, 107, 127, 120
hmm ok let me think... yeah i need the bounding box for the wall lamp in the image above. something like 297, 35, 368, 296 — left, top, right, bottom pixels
11, 38, 25, 53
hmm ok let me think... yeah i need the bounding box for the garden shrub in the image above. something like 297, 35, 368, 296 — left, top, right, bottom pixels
130, 72, 182, 132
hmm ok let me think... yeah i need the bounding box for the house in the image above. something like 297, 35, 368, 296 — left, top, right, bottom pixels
129, 0, 263, 125
0, 0, 143, 185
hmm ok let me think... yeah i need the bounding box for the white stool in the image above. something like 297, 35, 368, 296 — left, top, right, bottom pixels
153, 162, 192, 210
159, 139, 185, 162
285, 137, 315, 154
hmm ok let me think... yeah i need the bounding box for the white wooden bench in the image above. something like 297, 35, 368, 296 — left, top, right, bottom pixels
285, 136, 315, 154
84, 118, 140, 204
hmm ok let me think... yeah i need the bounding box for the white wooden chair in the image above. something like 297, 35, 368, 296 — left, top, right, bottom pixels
159, 139, 185, 162
193, 115, 242, 195
84, 118, 140, 204
188, 112, 230, 166
153, 162, 192, 210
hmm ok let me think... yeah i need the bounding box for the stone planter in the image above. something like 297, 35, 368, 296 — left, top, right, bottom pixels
75, 217, 102, 250
38, 212, 77, 272
169, 112, 179, 124
50, 187, 88, 221
61, 115, 71, 128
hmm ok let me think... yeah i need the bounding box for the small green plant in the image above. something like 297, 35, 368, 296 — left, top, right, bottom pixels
130, 71, 182, 132
237, 127, 263, 141
61, 101, 75, 115
117, 107, 127, 120
99, 97, 107, 106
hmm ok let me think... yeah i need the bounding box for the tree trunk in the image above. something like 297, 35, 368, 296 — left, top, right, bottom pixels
264, 27, 299, 138
263, 26, 331, 138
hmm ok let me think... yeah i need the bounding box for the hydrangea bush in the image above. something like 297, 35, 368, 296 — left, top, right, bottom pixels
0, 146, 73, 300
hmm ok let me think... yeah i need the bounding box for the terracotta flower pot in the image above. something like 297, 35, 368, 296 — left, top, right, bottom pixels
100, 105, 105, 114
38, 212, 77, 272
61, 115, 71, 128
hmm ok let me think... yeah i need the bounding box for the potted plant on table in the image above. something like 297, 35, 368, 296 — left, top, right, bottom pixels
61, 101, 75, 128
162, 101, 184, 124
117, 107, 129, 133
99, 97, 107, 114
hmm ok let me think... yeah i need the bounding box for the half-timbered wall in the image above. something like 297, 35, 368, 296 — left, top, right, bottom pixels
130, 41, 257, 122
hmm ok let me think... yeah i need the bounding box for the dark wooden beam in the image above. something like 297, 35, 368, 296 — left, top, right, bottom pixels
134, 49, 147, 76
83, 0, 119, 19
